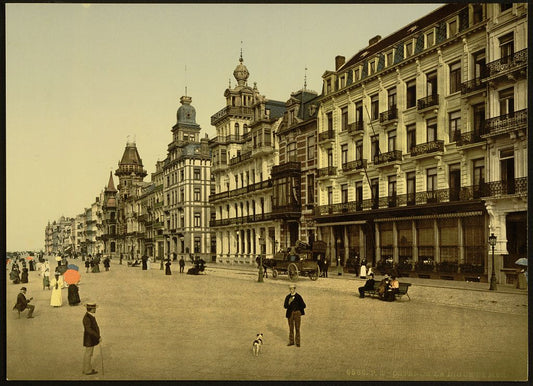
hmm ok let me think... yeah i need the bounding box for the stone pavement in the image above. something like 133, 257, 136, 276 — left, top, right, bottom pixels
5, 256, 528, 381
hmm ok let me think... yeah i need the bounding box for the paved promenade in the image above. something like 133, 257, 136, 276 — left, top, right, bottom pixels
5, 257, 528, 381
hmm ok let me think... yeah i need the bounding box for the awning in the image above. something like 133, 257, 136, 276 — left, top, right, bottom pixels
316, 220, 367, 227
374, 210, 483, 222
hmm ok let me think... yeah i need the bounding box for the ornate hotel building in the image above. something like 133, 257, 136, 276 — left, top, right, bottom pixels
209, 55, 286, 264
315, 3, 527, 284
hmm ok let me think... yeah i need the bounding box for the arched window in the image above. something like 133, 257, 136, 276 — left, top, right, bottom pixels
234, 122, 240, 135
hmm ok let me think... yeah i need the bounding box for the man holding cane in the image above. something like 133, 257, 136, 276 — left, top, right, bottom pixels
82, 302, 101, 375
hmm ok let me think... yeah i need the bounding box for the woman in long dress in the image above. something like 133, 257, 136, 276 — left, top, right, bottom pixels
43, 268, 50, 290
68, 283, 80, 305
50, 272, 64, 307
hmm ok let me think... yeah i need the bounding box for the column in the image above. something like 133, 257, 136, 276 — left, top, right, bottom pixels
343, 226, 349, 266
434, 219, 440, 266
412, 220, 418, 264
392, 221, 398, 264
375, 222, 381, 264
458, 218, 464, 265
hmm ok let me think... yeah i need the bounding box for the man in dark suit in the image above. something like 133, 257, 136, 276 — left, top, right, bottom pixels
13, 287, 34, 318
284, 284, 306, 347
82, 302, 101, 375
358, 273, 376, 298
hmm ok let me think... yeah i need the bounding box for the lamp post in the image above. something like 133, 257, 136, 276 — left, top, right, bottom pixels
488, 233, 497, 291
337, 238, 342, 276
258, 237, 265, 282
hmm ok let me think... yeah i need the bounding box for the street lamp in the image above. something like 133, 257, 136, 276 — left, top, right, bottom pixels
258, 237, 265, 283
488, 233, 497, 291
337, 238, 342, 276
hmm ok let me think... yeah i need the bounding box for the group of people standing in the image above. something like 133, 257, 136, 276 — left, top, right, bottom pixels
9, 257, 34, 284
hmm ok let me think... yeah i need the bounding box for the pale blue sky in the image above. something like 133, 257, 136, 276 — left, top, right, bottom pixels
6, 3, 442, 251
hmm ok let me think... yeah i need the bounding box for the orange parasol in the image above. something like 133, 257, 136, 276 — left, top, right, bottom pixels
64, 269, 81, 285
26, 256, 34, 260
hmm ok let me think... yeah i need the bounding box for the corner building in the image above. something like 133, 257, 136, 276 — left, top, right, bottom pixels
210, 55, 286, 264
315, 3, 527, 284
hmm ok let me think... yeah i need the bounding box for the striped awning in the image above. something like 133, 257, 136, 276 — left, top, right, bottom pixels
374, 210, 484, 222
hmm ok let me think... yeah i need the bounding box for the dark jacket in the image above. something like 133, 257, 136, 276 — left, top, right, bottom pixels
284, 292, 306, 318
83, 312, 100, 347
14, 292, 30, 311
363, 278, 375, 289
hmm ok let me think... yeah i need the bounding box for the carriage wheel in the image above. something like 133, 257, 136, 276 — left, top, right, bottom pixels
288, 263, 299, 281
309, 266, 320, 281
272, 269, 278, 279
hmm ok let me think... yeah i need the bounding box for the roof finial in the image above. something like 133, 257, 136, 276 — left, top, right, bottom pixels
240, 41, 243, 63
184, 64, 188, 96
229, 78, 231, 88
304, 66, 308, 91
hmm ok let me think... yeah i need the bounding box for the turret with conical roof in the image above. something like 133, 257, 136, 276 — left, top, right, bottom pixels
115, 140, 147, 179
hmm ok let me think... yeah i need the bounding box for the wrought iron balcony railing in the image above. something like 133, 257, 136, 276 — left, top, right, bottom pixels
374, 150, 402, 165
211, 106, 254, 125
481, 177, 527, 197
486, 48, 528, 78
317, 166, 337, 178
272, 161, 301, 176
318, 130, 335, 142
461, 77, 486, 94
409, 140, 444, 157
483, 109, 527, 137
454, 131, 484, 147
417, 94, 439, 111
348, 121, 364, 135
342, 159, 367, 172
229, 151, 252, 166
379, 107, 398, 123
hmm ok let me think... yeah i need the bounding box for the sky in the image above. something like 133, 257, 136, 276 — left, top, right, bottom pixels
6, 3, 443, 252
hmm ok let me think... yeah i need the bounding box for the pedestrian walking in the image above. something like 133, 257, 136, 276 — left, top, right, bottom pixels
359, 258, 367, 279
50, 272, 64, 307
103, 256, 110, 272
165, 259, 172, 275
68, 284, 81, 306
20, 268, 29, 283
146, 256, 151, 270
13, 287, 35, 319
92, 257, 100, 273
284, 284, 306, 347
119, 253, 123, 265
43, 267, 51, 290
141, 255, 148, 270
323, 257, 330, 278
85, 258, 91, 273
82, 302, 101, 375
179, 257, 185, 273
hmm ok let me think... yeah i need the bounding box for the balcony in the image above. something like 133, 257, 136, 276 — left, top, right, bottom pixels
271, 204, 302, 219
342, 159, 367, 173
211, 159, 228, 173
379, 107, 398, 124
252, 141, 274, 157
153, 202, 163, 209
461, 77, 486, 95
317, 166, 337, 178
153, 222, 165, 228
209, 191, 230, 202
210, 179, 273, 203
347, 122, 364, 137
373, 150, 402, 166
417, 94, 439, 111
318, 130, 335, 148
211, 106, 254, 125
454, 130, 484, 147
208, 134, 245, 146
486, 49, 527, 79
481, 177, 527, 198
229, 151, 252, 166
482, 109, 527, 138
272, 161, 301, 176
409, 140, 444, 158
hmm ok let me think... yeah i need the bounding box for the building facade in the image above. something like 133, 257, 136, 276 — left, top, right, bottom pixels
210, 55, 286, 264
314, 3, 527, 283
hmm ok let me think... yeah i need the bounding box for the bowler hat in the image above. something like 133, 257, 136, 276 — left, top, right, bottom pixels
20, 287, 27, 291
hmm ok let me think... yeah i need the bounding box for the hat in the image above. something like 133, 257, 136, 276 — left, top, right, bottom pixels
289, 284, 296, 289
20, 287, 27, 291
86, 302, 97, 309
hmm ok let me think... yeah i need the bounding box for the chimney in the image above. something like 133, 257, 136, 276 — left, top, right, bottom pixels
335, 55, 346, 70
369, 35, 382, 46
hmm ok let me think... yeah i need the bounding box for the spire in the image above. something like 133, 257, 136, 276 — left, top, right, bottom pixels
233, 43, 249, 86
106, 171, 117, 192
304, 66, 308, 91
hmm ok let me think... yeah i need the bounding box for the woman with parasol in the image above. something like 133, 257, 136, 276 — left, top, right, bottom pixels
65, 268, 81, 306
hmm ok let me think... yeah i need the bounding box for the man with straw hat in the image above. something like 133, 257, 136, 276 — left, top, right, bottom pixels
283, 284, 306, 347
82, 302, 101, 375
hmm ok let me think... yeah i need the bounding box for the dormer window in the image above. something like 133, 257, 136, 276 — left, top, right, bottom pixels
405, 40, 414, 57
448, 18, 457, 38
426, 29, 435, 48
354, 68, 360, 81
340, 75, 346, 89
386, 50, 394, 66
369, 60, 376, 75
326, 79, 332, 94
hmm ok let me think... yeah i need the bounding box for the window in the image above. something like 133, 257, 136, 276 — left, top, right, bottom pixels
355, 182, 363, 209
370, 94, 379, 120
180, 188, 184, 202
473, 4, 483, 24
369, 60, 376, 75
499, 88, 514, 115
287, 142, 297, 162
307, 135, 315, 160
354, 68, 360, 81
327, 187, 333, 205
194, 187, 201, 201
473, 159, 485, 198
499, 33, 514, 60
340, 76, 346, 89
388, 175, 397, 201
371, 178, 379, 208
473, 50, 486, 79
426, 71, 437, 96
473, 103, 485, 134
327, 149, 333, 167
405, 40, 413, 57
194, 213, 201, 227
341, 107, 348, 131
406, 124, 416, 152
387, 87, 397, 109
341, 144, 348, 165
500, 3, 512, 12
341, 184, 348, 203
194, 168, 201, 180
449, 61, 461, 93
326, 79, 332, 94
449, 111, 461, 141
355, 101, 363, 122
427, 168, 437, 191
406, 172, 416, 204
355, 140, 363, 161
194, 237, 201, 253
388, 130, 396, 151
448, 19, 457, 37
180, 170, 184, 181
426, 30, 435, 48
386, 51, 394, 66
289, 110, 295, 125
406, 79, 417, 108
427, 118, 437, 142
371, 135, 379, 161
327, 112, 333, 131
307, 174, 314, 204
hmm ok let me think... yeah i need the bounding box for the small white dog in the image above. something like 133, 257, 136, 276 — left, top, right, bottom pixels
252, 333, 264, 356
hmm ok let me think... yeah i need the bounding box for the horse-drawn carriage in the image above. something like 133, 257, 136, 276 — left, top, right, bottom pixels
263, 240, 323, 281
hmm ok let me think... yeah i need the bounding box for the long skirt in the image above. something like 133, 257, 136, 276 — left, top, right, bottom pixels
43, 276, 50, 289
359, 265, 367, 279
68, 284, 80, 305
21, 272, 28, 283
50, 286, 63, 306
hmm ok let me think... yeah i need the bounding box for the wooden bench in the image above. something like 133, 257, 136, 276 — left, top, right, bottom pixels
364, 282, 411, 301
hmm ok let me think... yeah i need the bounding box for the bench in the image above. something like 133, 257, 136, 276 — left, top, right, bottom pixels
363, 282, 411, 301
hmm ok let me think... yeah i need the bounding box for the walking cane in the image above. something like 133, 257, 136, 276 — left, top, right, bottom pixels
99, 342, 105, 376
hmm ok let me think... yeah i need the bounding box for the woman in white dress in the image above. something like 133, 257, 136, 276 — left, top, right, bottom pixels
50, 272, 64, 307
